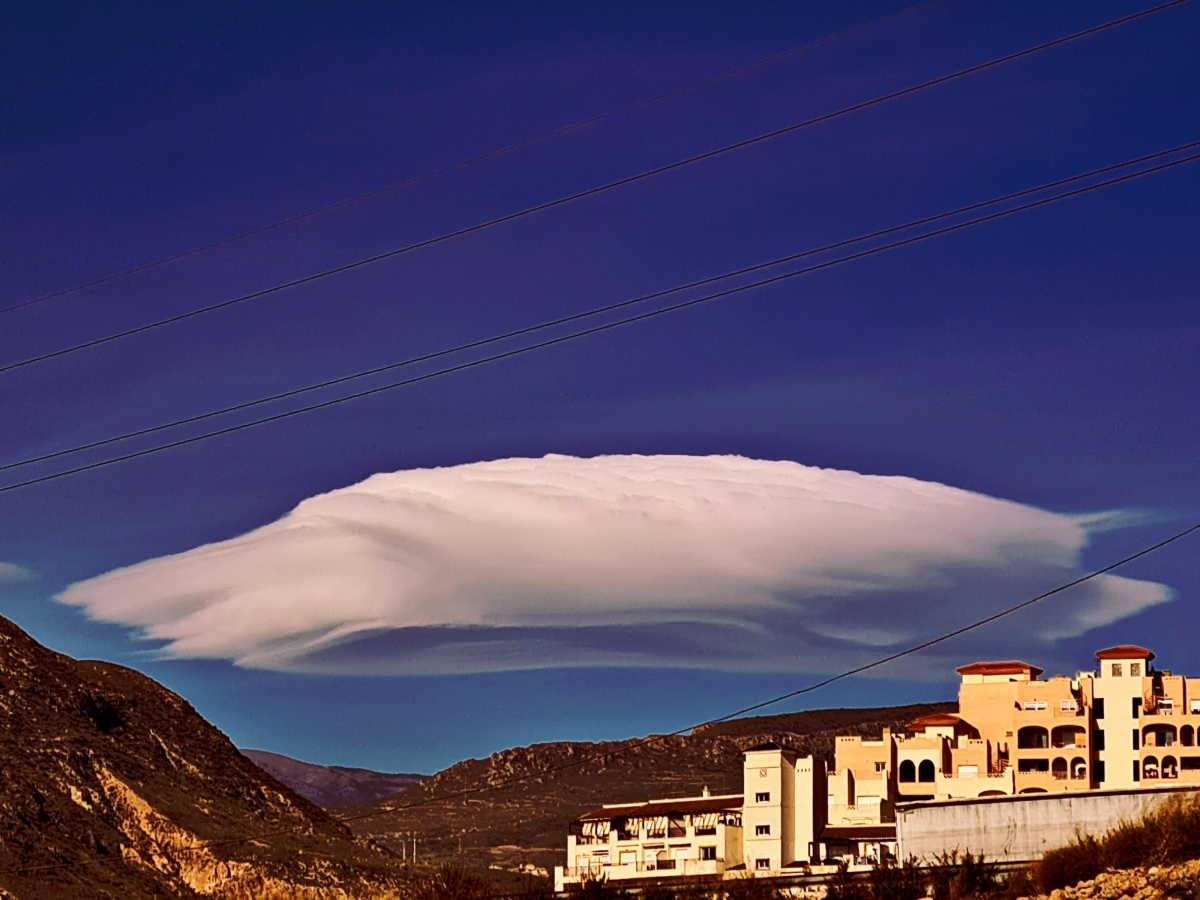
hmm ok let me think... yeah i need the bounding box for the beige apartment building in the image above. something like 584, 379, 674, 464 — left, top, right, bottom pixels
557, 645, 1199, 890
834, 645, 1200, 803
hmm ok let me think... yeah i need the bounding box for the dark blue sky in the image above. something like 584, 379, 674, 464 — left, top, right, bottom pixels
1, 0, 1197, 773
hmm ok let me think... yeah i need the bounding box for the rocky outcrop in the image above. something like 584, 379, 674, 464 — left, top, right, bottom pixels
1024, 861, 1200, 900
0, 614, 403, 899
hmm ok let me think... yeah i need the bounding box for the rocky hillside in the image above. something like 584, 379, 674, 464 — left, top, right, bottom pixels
242, 750, 424, 806
0, 615, 404, 900
332, 701, 953, 874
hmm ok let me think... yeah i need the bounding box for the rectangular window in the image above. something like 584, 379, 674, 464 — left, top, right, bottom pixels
1094, 698, 1105, 719
1112, 663, 1122, 677
1133, 698, 1142, 718
1094, 729, 1105, 750
1017, 759, 1049, 772
700, 847, 716, 861
1133, 760, 1140, 782
1094, 760, 1106, 783
1133, 730, 1140, 750
1131, 663, 1141, 677
756, 859, 771, 871
755, 825, 771, 836
1160, 699, 1174, 710
755, 792, 770, 803
1191, 700, 1200, 714
1182, 757, 1200, 771
1023, 701, 1048, 711
875, 762, 887, 773
1060, 700, 1077, 712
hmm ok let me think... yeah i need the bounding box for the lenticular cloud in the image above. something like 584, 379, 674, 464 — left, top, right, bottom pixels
58, 455, 1170, 674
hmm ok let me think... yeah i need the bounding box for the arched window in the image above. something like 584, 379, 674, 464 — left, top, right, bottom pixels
1052, 726, 1085, 749
918, 760, 936, 783
1017, 727, 1049, 749
1071, 758, 1087, 780
1052, 758, 1068, 780
1143, 756, 1159, 779
1162, 756, 1178, 779
1019, 787, 1047, 794
1144, 725, 1176, 747
899, 760, 915, 783
1181, 726, 1194, 747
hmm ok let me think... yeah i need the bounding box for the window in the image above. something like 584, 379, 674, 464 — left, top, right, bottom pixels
1112, 664, 1123, 677
1131, 663, 1141, 677
1094, 760, 1106, 783
918, 760, 936, 782
1192, 700, 1200, 714
1133, 760, 1140, 782
755, 825, 771, 836
1133, 698, 1142, 718
1182, 757, 1200, 770
875, 762, 887, 773
1182, 726, 1194, 747
1160, 699, 1174, 711
1094, 729, 1105, 751
700, 847, 717, 861
1155, 729, 1175, 747
756, 859, 771, 871
1023, 701, 1048, 711
1060, 700, 1077, 712
899, 760, 916, 782
1018, 727, 1049, 749
1133, 730, 1140, 750
1094, 698, 1105, 719
957, 766, 978, 778
755, 792, 770, 803
1071, 758, 1087, 781
1018, 759, 1050, 772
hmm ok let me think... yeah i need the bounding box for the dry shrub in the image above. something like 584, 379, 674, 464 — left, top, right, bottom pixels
411, 864, 495, 900
1038, 794, 1200, 892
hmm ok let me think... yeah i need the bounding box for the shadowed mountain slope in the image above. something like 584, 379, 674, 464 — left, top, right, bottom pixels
242, 749, 424, 806
333, 701, 954, 873
0, 615, 403, 900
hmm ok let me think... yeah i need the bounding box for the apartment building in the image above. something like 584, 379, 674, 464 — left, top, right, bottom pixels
833, 645, 1200, 803
557, 645, 1197, 890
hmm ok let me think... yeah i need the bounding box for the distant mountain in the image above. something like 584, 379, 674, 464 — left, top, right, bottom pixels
241, 749, 425, 806
333, 701, 955, 874
0, 614, 404, 900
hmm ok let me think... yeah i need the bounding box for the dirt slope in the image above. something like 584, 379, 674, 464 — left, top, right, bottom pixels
333, 701, 954, 873
0, 615, 403, 900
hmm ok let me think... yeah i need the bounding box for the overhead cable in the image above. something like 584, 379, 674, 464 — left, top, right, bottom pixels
2, 144, 1196, 495
2, 138, 1196, 478
0, 0, 1187, 378
0, 1, 942, 318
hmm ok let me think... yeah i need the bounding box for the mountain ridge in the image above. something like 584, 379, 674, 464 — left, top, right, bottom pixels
241, 749, 424, 806
0, 614, 404, 899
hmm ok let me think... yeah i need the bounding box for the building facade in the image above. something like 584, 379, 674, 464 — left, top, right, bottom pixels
556, 645, 1198, 890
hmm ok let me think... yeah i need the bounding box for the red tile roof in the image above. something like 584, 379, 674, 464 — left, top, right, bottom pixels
578, 795, 743, 821
1095, 645, 1155, 661
956, 661, 1044, 678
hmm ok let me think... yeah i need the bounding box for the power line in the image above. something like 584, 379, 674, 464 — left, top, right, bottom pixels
5, 519, 1193, 878
3, 138, 1196, 478
2, 144, 1196, 495
0, 0, 1187, 379
0, 1, 942, 319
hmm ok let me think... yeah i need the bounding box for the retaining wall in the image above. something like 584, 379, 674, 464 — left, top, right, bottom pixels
896, 786, 1200, 864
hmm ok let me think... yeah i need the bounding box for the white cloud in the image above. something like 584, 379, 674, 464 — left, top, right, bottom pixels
57, 455, 1170, 675
0, 563, 36, 583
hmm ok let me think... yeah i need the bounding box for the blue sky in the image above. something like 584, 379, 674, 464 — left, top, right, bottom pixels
1, 0, 1197, 773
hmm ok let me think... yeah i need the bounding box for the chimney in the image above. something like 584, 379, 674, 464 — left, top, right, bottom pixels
702, 786, 711, 798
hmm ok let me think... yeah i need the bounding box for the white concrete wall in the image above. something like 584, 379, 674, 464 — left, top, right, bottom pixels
897, 786, 1200, 864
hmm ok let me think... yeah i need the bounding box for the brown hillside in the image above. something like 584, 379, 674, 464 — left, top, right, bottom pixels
0, 615, 404, 899
333, 701, 954, 873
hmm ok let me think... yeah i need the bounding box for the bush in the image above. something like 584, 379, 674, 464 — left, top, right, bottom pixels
411, 864, 494, 900
1038, 795, 1200, 892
